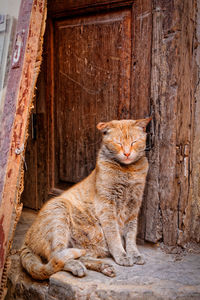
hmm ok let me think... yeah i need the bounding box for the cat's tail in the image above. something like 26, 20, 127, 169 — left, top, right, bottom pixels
20, 245, 86, 280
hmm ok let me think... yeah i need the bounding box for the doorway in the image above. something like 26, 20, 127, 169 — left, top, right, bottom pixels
21, 0, 152, 233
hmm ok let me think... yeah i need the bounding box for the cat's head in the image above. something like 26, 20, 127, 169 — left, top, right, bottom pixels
97, 118, 152, 165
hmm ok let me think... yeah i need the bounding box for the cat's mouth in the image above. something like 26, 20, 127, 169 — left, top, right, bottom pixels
121, 157, 134, 165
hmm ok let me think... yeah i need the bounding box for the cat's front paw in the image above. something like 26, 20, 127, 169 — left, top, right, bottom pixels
133, 254, 145, 265
114, 252, 134, 267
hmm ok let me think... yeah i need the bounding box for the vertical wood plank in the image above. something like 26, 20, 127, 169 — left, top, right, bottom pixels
146, 0, 179, 245
145, 0, 198, 246
186, 0, 200, 245
175, 0, 198, 246
130, 0, 152, 240
41, 18, 55, 200
130, 0, 152, 119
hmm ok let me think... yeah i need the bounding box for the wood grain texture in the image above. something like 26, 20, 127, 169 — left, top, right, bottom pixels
145, 0, 198, 246
130, 0, 152, 119
177, 0, 200, 246
54, 10, 131, 183
129, 0, 152, 240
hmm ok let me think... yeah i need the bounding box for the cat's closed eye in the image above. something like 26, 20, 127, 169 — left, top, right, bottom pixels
131, 140, 137, 145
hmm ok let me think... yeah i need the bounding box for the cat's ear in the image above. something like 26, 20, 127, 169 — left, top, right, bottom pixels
135, 117, 152, 132
97, 122, 110, 134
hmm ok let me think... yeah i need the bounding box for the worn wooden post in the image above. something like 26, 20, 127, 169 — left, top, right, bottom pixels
179, 0, 200, 246
0, 0, 46, 294
145, 0, 200, 246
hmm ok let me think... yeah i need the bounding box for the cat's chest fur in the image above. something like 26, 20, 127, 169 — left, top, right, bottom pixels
95, 157, 148, 226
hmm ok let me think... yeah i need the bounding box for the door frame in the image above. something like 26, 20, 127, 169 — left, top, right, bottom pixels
0, 0, 46, 291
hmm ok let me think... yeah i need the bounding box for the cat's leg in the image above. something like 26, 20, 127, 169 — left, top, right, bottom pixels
80, 256, 116, 277
124, 218, 145, 265
95, 198, 133, 266
49, 221, 86, 273
50, 248, 86, 275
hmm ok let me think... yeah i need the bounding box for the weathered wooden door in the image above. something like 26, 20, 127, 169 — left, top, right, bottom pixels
54, 10, 131, 184
22, 0, 152, 216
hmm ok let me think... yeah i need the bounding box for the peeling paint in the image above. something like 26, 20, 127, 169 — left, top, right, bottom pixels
7, 169, 12, 178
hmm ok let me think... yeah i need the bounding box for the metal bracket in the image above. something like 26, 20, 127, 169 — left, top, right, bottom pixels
12, 30, 25, 68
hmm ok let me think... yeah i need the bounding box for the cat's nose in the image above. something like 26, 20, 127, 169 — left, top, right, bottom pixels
124, 152, 130, 157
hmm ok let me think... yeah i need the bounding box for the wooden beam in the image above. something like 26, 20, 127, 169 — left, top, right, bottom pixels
0, 0, 46, 293
145, 0, 197, 246
48, 0, 134, 17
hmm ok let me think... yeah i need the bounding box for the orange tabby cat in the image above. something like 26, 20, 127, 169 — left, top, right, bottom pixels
20, 118, 151, 280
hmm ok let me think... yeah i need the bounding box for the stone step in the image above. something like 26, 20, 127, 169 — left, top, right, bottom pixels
5, 209, 200, 300
7, 245, 200, 300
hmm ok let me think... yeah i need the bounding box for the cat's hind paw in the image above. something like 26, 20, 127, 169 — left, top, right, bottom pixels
64, 260, 87, 277
100, 263, 116, 277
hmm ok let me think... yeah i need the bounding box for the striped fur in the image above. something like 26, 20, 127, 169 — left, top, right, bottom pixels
20, 118, 151, 279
